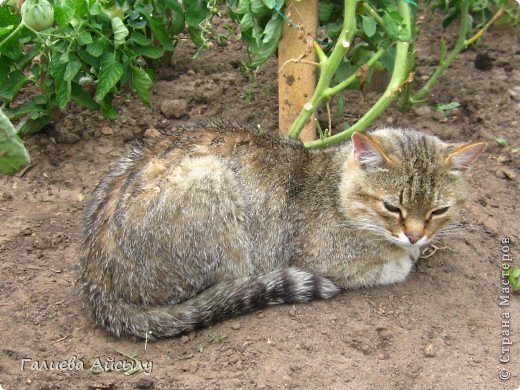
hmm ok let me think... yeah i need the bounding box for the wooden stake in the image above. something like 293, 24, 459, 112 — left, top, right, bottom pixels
278, 0, 318, 142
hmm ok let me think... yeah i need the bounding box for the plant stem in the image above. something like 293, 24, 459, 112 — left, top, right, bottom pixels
286, 0, 358, 139
360, 2, 392, 38
410, 0, 470, 104
324, 47, 385, 98
304, 0, 412, 149
0, 22, 25, 50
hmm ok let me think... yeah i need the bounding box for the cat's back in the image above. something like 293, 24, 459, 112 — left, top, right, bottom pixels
84, 121, 308, 238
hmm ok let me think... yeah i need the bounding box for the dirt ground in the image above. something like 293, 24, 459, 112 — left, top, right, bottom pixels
1, 8, 519, 390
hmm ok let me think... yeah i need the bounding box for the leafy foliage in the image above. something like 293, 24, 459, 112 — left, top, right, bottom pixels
0, 107, 30, 174
0, 0, 215, 135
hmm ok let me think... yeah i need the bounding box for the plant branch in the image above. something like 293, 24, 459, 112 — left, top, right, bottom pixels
304, 0, 412, 149
410, 2, 504, 104
465, 5, 506, 46
410, 0, 470, 103
324, 47, 385, 98
286, 0, 358, 139
0, 22, 25, 50
360, 2, 392, 38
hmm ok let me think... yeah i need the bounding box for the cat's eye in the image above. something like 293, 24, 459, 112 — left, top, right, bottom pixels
383, 202, 401, 214
430, 207, 450, 217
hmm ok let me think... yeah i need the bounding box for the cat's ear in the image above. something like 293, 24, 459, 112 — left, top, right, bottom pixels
352, 132, 393, 170
445, 142, 486, 173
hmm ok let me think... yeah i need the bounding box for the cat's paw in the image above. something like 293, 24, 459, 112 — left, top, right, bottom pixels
376, 256, 414, 285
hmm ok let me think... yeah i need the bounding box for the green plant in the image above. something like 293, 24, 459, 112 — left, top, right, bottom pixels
228, 0, 511, 147
0, 107, 30, 174
0, 0, 217, 173
509, 267, 520, 294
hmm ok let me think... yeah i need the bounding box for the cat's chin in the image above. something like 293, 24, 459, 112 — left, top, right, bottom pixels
386, 235, 429, 261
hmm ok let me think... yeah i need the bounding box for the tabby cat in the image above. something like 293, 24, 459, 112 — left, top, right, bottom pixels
78, 122, 485, 338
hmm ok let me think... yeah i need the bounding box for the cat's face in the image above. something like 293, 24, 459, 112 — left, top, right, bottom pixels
340, 129, 485, 254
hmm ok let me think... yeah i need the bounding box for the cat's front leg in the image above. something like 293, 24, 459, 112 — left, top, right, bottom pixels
374, 255, 414, 286
332, 253, 415, 289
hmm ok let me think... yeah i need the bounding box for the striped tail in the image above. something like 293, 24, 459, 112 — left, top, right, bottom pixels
93, 268, 342, 338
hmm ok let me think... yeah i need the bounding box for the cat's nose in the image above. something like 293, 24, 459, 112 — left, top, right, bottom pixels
405, 233, 422, 244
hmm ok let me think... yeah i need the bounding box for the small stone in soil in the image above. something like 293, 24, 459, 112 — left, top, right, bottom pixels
101, 127, 113, 136
143, 128, 162, 138
413, 105, 432, 117
21, 227, 33, 236
160, 99, 188, 119
180, 335, 189, 344
424, 343, 436, 357
474, 52, 493, 71
230, 322, 241, 330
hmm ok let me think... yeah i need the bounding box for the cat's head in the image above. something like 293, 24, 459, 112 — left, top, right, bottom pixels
340, 128, 485, 253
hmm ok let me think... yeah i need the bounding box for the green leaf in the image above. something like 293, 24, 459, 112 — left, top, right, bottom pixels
261, 0, 278, 9
95, 52, 123, 102
51, 58, 71, 108
111, 16, 129, 47
249, 15, 283, 67
0, 70, 29, 101
54, 0, 76, 27
508, 268, 520, 294
3, 95, 47, 121
434, 102, 460, 112
77, 31, 93, 45
0, 58, 9, 84
165, 0, 185, 35
495, 137, 508, 147
334, 94, 345, 118
127, 18, 147, 29
58, 52, 69, 64
251, 0, 268, 15
236, 0, 250, 14
99, 94, 118, 119
16, 45, 40, 70
380, 46, 396, 73
362, 15, 377, 38
129, 31, 151, 46
78, 47, 100, 67
0, 25, 14, 38
382, 12, 400, 39
148, 17, 174, 50
319, 3, 333, 22
0, 108, 30, 175
86, 37, 109, 57
71, 83, 98, 109
262, 13, 282, 44
17, 114, 51, 136
133, 45, 165, 59
240, 12, 254, 32
90, 2, 102, 15
131, 66, 152, 106
185, 0, 209, 28
64, 59, 82, 81
72, 0, 89, 17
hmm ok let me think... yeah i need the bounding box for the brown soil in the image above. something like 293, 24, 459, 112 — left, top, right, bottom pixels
1, 10, 519, 390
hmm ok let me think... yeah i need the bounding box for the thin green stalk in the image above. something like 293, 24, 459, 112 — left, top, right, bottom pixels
360, 2, 392, 38
410, 0, 470, 104
287, 0, 358, 139
324, 47, 385, 98
305, 0, 412, 149
0, 22, 25, 50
